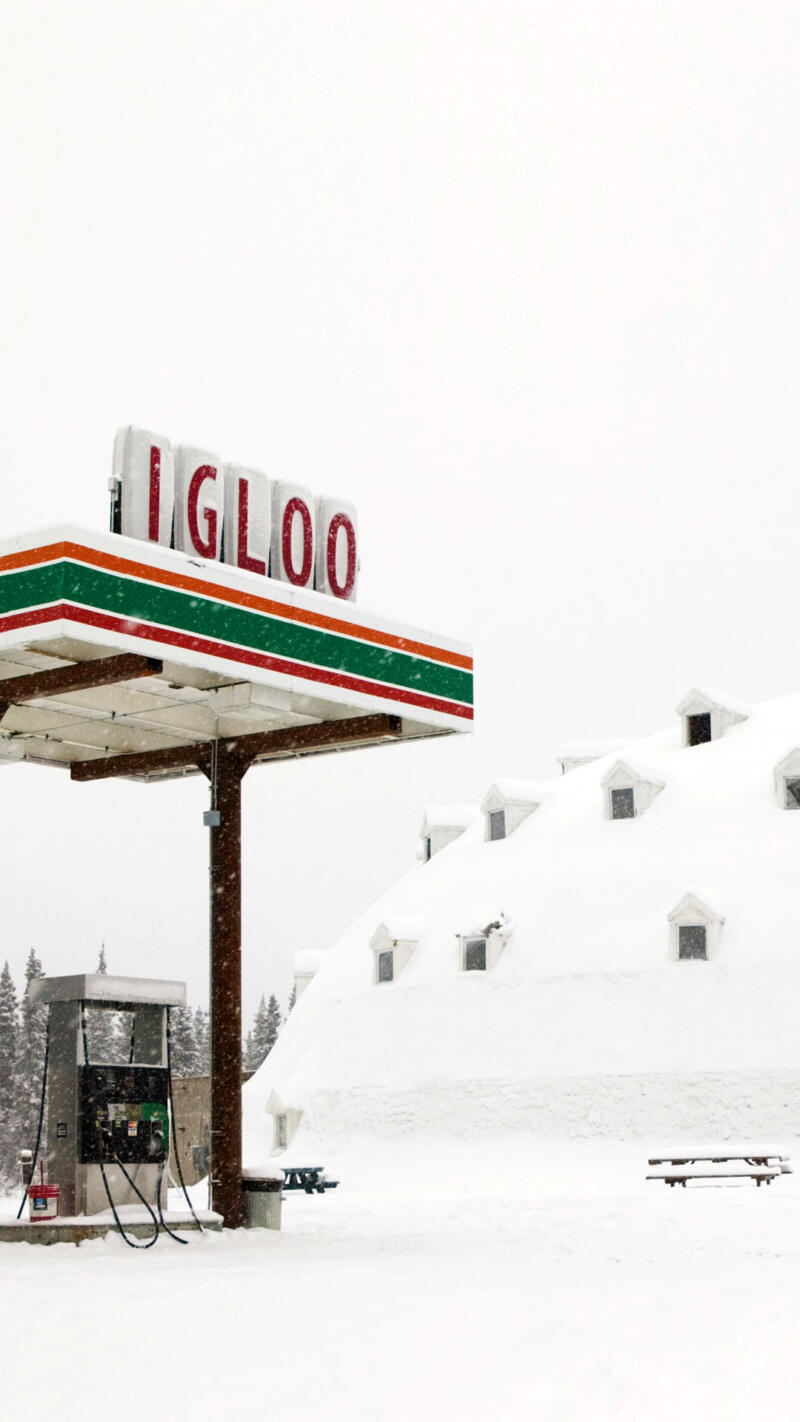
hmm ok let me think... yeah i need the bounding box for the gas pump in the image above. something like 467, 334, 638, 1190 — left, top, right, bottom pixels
23, 973, 200, 1245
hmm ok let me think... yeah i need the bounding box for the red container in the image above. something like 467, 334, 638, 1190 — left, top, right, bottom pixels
28, 1183, 59, 1222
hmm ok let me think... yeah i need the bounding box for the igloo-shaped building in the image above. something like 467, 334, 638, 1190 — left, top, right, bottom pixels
243, 688, 800, 1159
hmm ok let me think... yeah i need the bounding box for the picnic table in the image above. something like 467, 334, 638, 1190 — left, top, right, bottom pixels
282, 1166, 339, 1195
647, 1151, 792, 1187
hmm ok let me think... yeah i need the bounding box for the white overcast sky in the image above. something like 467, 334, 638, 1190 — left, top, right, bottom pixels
1, 1, 798, 1022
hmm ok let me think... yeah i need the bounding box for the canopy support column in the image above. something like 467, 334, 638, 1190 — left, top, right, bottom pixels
207, 745, 248, 1227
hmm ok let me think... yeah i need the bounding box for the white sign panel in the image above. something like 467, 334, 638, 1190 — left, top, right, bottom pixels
173, 446, 223, 561
113, 427, 358, 601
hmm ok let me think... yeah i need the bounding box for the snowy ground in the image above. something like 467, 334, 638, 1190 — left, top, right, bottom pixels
3, 1137, 800, 1421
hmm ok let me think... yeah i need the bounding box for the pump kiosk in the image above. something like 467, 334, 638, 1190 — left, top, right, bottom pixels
0, 429, 473, 1232
30, 974, 184, 1219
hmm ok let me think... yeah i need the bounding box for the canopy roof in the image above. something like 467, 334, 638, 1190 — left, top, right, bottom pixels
0, 527, 473, 782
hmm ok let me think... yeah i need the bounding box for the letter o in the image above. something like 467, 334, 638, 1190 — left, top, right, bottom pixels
326, 513, 357, 598
282, 497, 313, 586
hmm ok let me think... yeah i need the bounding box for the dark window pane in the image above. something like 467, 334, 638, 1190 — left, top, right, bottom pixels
464, 938, 487, 971
489, 810, 506, 841
678, 924, 707, 960
687, 713, 712, 746
424, 837, 432, 861
786, 779, 800, 808
611, 788, 635, 819
378, 951, 394, 982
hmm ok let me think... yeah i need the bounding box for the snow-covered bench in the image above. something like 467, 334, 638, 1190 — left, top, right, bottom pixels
647, 1152, 791, 1187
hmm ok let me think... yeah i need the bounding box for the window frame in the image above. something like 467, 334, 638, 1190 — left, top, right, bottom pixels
377, 949, 394, 983
687, 712, 712, 746
677, 923, 708, 960
610, 786, 635, 820
463, 936, 487, 972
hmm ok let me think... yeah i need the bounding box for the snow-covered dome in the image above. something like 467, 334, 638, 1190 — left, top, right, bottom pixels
244, 689, 800, 1158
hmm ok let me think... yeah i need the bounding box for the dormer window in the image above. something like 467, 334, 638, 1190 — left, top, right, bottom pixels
687, 713, 711, 746
463, 937, 487, 971
601, 762, 664, 821
678, 925, 707, 960
773, 751, 800, 809
610, 788, 634, 819
668, 894, 724, 962
267, 1094, 303, 1154
370, 919, 423, 984
419, 806, 480, 861
458, 917, 512, 973
293, 950, 325, 1003
481, 782, 541, 842
675, 689, 748, 747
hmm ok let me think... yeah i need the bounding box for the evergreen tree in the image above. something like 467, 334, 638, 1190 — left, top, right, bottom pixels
264, 994, 282, 1053
0, 961, 20, 1186
194, 1007, 210, 1074
169, 1005, 200, 1077
85, 946, 130, 1063
287, 982, 297, 1013
16, 949, 47, 1156
247, 994, 282, 1071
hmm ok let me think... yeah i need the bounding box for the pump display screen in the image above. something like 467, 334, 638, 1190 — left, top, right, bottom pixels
79, 1065, 169, 1165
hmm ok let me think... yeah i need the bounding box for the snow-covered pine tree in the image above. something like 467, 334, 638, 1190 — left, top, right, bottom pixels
85, 946, 131, 1063
193, 1007, 210, 1074
0, 961, 20, 1186
264, 994, 282, 1053
169, 1005, 200, 1077
287, 982, 297, 1013
16, 948, 47, 1157
247, 993, 282, 1071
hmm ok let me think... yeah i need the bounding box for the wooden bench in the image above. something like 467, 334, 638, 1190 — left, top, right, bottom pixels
282, 1166, 339, 1195
647, 1152, 791, 1187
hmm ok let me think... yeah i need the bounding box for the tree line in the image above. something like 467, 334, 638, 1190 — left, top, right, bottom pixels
0, 946, 291, 1189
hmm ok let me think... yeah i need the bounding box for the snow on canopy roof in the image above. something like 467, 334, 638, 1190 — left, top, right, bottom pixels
675, 686, 752, 717
482, 779, 543, 806
421, 804, 481, 829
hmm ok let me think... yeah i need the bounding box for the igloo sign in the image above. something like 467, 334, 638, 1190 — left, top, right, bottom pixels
112, 426, 358, 602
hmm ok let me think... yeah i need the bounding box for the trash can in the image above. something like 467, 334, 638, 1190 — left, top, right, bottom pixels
242, 1169, 284, 1230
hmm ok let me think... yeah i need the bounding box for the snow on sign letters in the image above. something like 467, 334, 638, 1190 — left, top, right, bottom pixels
112, 426, 359, 601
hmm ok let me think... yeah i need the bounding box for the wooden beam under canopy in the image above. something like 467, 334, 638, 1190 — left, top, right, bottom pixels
69, 712, 404, 782
0, 653, 163, 720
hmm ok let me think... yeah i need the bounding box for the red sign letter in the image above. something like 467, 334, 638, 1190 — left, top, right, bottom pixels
282, 497, 313, 586
326, 513, 357, 598
237, 478, 266, 575
148, 446, 161, 542
187, 465, 218, 559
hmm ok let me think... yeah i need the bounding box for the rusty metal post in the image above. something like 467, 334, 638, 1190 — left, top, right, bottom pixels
209, 745, 245, 1227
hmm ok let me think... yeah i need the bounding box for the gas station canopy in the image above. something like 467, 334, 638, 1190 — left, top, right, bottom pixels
0, 523, 473, 1226
0, 527, 473, 779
